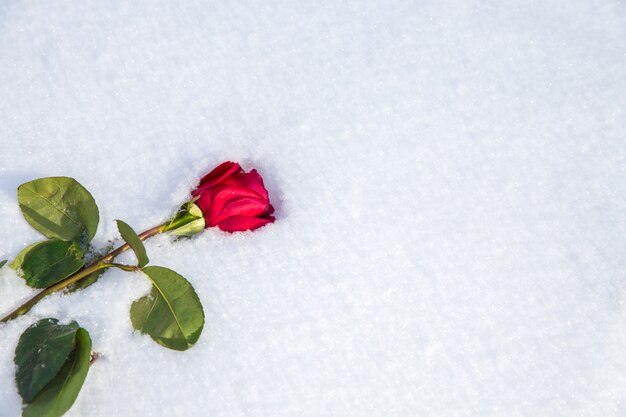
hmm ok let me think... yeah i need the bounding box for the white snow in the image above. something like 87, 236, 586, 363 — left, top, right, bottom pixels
1, 0, 626, 416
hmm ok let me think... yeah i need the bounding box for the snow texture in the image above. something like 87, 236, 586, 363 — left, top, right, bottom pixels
0, 1, 625, 416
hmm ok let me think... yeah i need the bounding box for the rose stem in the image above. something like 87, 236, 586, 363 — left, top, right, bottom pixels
0, 223, 167, 324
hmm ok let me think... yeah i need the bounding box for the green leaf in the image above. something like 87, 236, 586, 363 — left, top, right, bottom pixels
9, 241, 44, 271
23, 328, 92, 417
116, 220, 149, 268
130, 266, 204, 351
0, 259, 6, 269
18, 177, 99, 246
14, 319, 80, 403
21, 240, 84, 288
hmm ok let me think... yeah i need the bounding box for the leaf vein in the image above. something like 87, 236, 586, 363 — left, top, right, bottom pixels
148, 281, 188, 344
25, 188, 82, 228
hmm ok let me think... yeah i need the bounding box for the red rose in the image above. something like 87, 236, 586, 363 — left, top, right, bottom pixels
190, 161, 275, 232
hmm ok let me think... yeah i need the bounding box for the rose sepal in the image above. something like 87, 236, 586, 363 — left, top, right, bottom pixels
162, 202, 206, 236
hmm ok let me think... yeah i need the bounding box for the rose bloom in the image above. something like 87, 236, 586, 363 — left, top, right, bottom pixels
191, 161, 275, 232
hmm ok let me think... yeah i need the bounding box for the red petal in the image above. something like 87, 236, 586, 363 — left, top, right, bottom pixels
194, 161, 241, 193
193, 189, 213, 221
204, 185, 269, 223
220, 169, 269, 200
210, 196, 273, 225
216, 215, 275, 232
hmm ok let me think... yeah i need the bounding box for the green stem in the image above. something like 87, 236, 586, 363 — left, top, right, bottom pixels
107, 263, 140, 272
0, 223, 167, 324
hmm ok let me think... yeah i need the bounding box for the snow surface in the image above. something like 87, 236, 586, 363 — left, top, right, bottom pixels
1, 0, 626, 416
